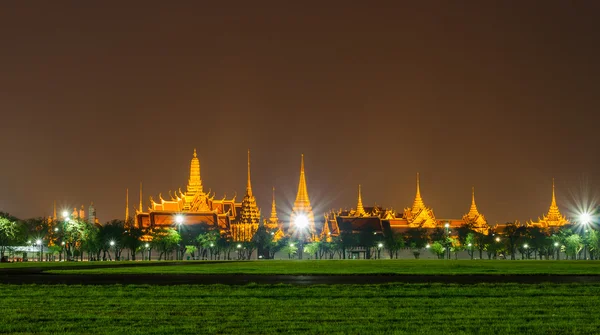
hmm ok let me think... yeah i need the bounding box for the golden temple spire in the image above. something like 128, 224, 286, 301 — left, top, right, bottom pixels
356, 184, 366, 216
547, 178, 562, 219
468, 187, 480, 217
412, 173, 425, 213
291, 154, 315, 235
551, 178, 557, 208
139, 182, 143, 212
295, 154, 311, 205
53, 200, 57, 220
270, 187, 279, 223
246, 150, 253, 197
125, 188, 129, 222
187, 148, 203, 195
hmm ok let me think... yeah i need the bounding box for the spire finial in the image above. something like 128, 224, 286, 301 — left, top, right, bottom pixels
139, 182, 143, 213
356, 184, 366, 216
125, 188, 129, 222
270, 186, 278, 223
246, 149, 253, 196
468, 186, 479, 217
551, 178, 557, 208
411, 172, 425, 213
193, 148, 197, 158
53, 200, 57, 220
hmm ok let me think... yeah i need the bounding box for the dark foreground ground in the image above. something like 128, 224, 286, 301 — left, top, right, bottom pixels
1, 283, 599, 334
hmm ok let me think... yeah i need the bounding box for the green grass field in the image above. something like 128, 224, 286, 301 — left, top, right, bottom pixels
41, 260, 600, 275
0, 283, 599, 334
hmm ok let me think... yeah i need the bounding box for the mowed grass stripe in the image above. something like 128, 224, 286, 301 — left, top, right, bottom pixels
43, 260, 600, 275
0, 284, 599, 334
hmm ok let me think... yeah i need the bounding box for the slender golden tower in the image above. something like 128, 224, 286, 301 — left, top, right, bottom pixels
269, 187, 279, 224
237, 150, 261, 241
411, 173, 425, 213
139, 182, 143, 212
356, 184, 366, 216
52, 200, 57, 221
125, 188, 129, 222
290, 154, 315, 234
468, 187, 480, 217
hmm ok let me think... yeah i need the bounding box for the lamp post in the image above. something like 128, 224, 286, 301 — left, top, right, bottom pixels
523, 244, 529, 260
175, 215, 184, 260
444, 222, 450, 259
36, 239, 42, 262
580, 213, 591, 260
109, 240, 115, 261
294, 214, 309, 260
377, 243, 383, 259
145, 243, 150, 261
554, 242, 560, 260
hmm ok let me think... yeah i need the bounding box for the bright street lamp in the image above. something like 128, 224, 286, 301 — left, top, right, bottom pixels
580, 212, 592, 225
289, 243, 294, 248
554, 242, 559, 247
495, 237, 501, 242
62, 211, 69, 219
378, 243, 383, 248
468, 243, 472, 247
109, 240, 115, 246
444, 223, 450, 228
295, 215, 309, 229
237, 244, 242, 249
425, 244, 430, 249
523, 244, 528, 249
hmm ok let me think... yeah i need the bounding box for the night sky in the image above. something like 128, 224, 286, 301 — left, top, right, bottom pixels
1, 1, 599, 224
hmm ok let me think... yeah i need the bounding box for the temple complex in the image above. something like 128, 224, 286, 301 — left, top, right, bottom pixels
136, 149, 241, 235
526, 179, 570, 228
289, 154, 316, 239
322, 175, 490, 239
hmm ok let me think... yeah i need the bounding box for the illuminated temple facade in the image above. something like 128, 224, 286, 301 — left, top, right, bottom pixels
136, 149, 284, 241
526, 179, 570, 228
322, 174, 491, 239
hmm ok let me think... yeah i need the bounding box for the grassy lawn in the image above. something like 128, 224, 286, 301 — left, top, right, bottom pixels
0, 283, 599, 334
43, 259, 600, 275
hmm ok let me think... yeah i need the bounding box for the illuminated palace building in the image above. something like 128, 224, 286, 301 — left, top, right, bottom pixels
135, 149, 570, 243
136, 150, 284, 241
322, 175, 571, 240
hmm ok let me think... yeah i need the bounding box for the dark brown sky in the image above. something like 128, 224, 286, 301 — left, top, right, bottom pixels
1, 1, 599, 224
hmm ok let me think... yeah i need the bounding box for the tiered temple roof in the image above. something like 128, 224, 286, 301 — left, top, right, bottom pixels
461, 187, 489, 233
232, 150, 261, 241
527, 179, 570, 228
401, 173, 437, 228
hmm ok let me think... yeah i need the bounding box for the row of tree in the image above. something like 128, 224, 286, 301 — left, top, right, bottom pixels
0, 211, 597, 261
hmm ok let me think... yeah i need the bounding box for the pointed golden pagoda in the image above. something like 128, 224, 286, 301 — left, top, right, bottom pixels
290, 154, 316, 236
234, 150, 261, 241
403, 173, 437, 228
355, 184, 366, 216
411, 173, 425, 214
462, 187, 489, 234
528, 178, 570, 228
269, 187, 279, 224
52, 200, 57, 221
187, 148, 203, 196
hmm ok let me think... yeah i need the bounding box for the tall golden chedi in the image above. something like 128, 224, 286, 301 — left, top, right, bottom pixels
264, 187, 285, 241
231, 150, 261, 241
289, 154, 316, 238
527, 178, 570, 228
462, 187, 489, 233
402, 173, 437, 228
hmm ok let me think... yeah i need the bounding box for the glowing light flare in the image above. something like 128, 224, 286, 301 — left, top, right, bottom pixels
36, 239, 42, 245
175, 215, 184, 225
378, 243, 383, 248
580, 212, 592, 225
294, 215, 309, 229
109, 240, 115, 246
62, 211, 69, 219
